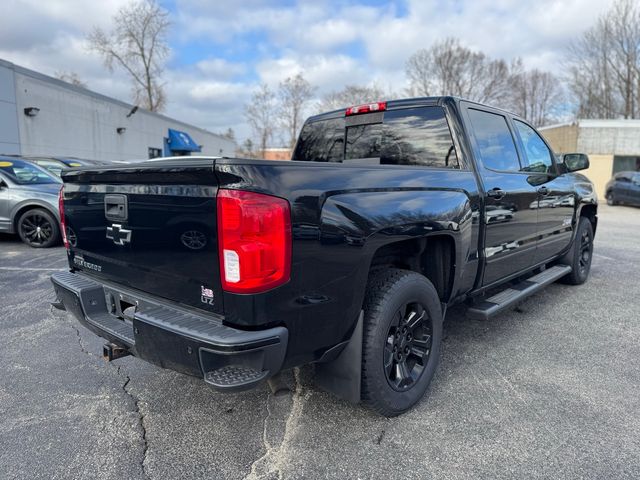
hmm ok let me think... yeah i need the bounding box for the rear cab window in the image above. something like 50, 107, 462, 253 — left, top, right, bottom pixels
293, 106, 460, 169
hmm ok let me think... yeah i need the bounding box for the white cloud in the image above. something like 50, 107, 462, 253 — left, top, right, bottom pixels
0, 0, 623, 146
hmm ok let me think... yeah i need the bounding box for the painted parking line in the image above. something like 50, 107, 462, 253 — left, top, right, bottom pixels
0, 267, 65, 271
593, 253, 616, 261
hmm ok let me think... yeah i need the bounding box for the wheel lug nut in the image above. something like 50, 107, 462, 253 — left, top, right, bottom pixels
404, 347, 410, 354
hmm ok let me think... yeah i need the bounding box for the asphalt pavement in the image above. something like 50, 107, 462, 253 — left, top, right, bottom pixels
1, 204, 639, 479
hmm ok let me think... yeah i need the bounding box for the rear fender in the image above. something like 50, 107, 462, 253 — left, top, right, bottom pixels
320, 188, 475, 309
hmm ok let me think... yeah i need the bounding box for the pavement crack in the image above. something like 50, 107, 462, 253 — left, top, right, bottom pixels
120, 367, 150, 480
55, 307, 100, 360
57, 309, 150, 478
244, 368, 310, 480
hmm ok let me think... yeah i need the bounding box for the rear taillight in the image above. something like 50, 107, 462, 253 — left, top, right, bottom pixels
58, 185, 69, 250
217, 189, 291, 294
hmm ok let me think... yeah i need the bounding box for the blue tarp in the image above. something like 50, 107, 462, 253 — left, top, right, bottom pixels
167, 129, 201, 152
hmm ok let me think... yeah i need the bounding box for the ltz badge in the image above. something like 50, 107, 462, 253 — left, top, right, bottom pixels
201, 286, 215, 305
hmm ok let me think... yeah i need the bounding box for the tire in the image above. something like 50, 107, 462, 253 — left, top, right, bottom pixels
605, 191, 617, 206
559, 217, 594, 285
361, 269, 443, 417
17, 208, 60, 248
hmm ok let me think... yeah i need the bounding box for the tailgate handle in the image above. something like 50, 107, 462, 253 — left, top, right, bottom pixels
104, 194, 128, 221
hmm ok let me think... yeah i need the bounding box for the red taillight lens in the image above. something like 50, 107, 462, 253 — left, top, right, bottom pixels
58, 185, 69, 250
217, 189, 291, 293
345, 101, 386, 116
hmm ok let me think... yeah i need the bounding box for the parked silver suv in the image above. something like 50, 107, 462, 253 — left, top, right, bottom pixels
0, 156, 62, 247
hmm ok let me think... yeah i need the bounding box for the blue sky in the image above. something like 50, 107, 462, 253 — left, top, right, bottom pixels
0, 0, 616, 144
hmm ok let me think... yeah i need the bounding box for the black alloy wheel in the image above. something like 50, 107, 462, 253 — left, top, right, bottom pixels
361, 269, 443, 416
577, 226, 593, 278
17, 208, 60, 248
384, 302, 433, 391
559, 216, 594, 285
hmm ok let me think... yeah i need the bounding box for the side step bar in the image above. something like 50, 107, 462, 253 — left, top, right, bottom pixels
467, 265, 572, 320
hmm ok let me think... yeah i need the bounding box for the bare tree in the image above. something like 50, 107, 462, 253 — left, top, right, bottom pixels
88, 0, 170, 112
318, 84, 388, 112
510, 66, 564, 126
221, 127, 236, 142
277, 74, 315, 148
239, 138, 255, 158
567, 0, 640, 118
406, 38, 512, 105
245, 84, 277, 157
55, 71, 87, 88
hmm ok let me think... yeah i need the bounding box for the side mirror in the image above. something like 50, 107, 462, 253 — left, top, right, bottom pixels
562, 153, 589, 172
0, 179, 7, 189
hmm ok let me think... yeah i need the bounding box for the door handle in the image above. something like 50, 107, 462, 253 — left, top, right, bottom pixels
537, 186, 550, 196
487, 188, 505, 200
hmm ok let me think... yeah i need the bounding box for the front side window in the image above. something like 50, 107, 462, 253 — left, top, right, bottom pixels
468, 109, 521, 172
514, 120, 554, 174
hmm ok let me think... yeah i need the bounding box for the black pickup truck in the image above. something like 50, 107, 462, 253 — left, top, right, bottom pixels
51, 97, 597, 416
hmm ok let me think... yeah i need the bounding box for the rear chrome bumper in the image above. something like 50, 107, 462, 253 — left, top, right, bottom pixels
51, 271, 288, 391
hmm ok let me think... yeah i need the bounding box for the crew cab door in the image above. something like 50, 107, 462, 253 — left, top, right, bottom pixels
464, 107, 540, 286
511, 119, 574, 263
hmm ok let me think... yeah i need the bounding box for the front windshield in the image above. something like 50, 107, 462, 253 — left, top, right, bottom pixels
0, 159, 61, 185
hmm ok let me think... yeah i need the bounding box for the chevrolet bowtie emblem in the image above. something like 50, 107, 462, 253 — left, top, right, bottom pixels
106, 224, 132, 246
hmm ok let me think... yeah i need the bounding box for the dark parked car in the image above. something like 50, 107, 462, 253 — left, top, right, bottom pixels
51, 96, 597, 416
605, 171, 640, 206
0, 156, 62, 247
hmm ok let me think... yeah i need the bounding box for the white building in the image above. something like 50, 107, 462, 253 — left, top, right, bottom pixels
0, 59, 235, 162
540, 119, 640, 198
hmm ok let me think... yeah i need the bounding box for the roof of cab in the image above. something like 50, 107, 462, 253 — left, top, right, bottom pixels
305, 96, 519, 124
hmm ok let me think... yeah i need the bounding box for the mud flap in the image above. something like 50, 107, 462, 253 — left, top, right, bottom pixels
314, 311, 363, 404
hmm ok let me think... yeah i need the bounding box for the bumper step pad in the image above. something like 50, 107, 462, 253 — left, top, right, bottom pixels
467, 264, 572, 320
204, 365, 268, 388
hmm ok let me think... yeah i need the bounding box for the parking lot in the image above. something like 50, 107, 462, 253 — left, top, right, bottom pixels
1, 204, 639, 479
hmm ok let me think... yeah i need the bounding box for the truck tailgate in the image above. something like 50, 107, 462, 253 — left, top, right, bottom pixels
61, 159, 223, 315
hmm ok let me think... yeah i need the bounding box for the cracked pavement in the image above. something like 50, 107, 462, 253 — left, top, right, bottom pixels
1, 204, 640, 479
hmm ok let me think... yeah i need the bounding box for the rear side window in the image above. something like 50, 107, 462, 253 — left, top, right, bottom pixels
293, 106, 459, 169
381, 107, 458, 168
468, 109, 520, 172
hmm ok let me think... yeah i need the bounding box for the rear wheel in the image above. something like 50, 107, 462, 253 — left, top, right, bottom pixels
559, 217, 594, 285
606, 191, 618, 206
361, 269, 442, 417
17, 208, 60, 248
